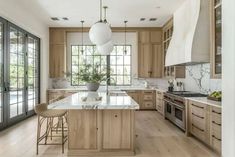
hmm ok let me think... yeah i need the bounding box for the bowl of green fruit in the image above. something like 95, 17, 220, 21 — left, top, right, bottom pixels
207, 91, 222, 101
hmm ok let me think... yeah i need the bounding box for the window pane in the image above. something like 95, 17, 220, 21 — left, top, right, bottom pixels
117, 56, 123, 65
71, 45, 131, 86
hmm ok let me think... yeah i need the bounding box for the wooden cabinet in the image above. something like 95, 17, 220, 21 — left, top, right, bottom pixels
162, 19, 185, 78
125, 90, 156, 110
49, 28, 66, 78
49, 44, 66, 78
138, 30, 162, 78
210, 106, 222, 154
68, 110, 98, 149
126, 90, 140, 104
140, 90, 156, 109
210, 0, 222, 78
67, 109, 135, 156
188, 100, 222, 155
156, 90, 164, 115
102, 110, 133, 150
188, 101, 210, 144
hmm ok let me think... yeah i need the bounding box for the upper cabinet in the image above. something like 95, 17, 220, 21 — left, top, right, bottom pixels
162, 19, 185, 78
49, 28, 67, 78
211, 0, 222, 78
138, 30, 162, 78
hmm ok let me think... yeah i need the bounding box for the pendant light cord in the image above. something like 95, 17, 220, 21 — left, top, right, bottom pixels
81, 20, 84, 54
99, 0, 103, 22
124, 21, 128, 55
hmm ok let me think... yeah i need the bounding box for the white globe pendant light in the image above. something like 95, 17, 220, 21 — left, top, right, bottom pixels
89, 0, 112, 46
89, 22, 112, 45
97, 41, 114, 55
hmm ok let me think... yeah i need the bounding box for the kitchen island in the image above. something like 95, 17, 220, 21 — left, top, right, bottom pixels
49, 91, 139, 156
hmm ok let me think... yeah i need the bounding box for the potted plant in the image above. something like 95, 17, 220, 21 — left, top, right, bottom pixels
77, 63, 106, 91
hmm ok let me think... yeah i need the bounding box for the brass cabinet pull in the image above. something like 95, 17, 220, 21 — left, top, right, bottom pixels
191, 103, 204, 109
212, 121, 221, 126
192, 124, 204, 132
212, 135, 221, 141
212, 110, 221, 115
192, 113, 204, 119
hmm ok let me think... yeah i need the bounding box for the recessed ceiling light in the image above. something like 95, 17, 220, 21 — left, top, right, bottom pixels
149, 18, 157, 21
51, 17, 59, 21
140, 18, 146, 21
62, 17, 69, 21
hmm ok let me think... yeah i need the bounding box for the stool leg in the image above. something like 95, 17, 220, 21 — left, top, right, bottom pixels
50, 118, 53, 140
62, 117, 64, 154
45, 118, 50, 144
36, 116, 41, 155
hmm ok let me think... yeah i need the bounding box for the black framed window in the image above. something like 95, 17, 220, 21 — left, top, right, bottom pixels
71, 45, 131, 86
0, 16, 40, 130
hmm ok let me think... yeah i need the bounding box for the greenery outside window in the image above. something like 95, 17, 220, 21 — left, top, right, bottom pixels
71, 45, 131, 86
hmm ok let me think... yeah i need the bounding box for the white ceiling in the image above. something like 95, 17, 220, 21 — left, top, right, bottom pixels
17, 0, 186, 27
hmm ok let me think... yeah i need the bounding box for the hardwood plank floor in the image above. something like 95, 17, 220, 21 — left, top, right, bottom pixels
0, 111, 219, 157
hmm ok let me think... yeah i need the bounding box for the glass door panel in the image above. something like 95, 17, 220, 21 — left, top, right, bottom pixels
27, 36, 39, 112
9, 27, 25, 119
0, 21, 3, 124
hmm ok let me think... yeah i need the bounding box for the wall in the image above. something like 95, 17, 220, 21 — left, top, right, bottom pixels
222, 0, 235, 156
0, 0, 49, 102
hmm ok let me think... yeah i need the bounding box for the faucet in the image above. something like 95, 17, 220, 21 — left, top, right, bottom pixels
105, 77, 115, 95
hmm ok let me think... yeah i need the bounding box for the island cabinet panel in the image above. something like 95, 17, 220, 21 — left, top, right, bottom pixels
102, 110, 132, 150
68, 110, 98, 150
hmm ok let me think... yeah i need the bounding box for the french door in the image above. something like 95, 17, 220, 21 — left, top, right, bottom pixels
0, 18, 4, 127
0, 18, 40, 130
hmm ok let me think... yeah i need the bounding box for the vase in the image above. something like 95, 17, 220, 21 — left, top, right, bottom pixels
86, 83, 100, 91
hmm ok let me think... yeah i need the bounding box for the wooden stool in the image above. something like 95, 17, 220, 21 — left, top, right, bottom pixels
35, 103, 68, 154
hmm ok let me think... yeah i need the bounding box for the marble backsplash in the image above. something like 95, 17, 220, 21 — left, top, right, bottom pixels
50, 63, 221, 94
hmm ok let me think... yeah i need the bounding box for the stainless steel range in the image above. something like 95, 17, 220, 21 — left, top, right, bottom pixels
164, 91, 207, 131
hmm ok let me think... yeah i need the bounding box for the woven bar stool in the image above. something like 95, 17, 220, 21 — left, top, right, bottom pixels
35, 103, 68, 154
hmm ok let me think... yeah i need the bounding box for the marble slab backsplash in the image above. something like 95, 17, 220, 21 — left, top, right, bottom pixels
183, 63, 221, 94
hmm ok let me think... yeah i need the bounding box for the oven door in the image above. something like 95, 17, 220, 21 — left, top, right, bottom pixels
164, 99, 174, 121
173, 104, 185, 130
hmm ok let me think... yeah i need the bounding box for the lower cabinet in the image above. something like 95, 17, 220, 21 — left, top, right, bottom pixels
68, 110, 98, 149
125, 90, 156, 110
102, 110, 132, 149
67, 109, 135, 156
188, 100, 221, 155
210, 106, 222, 154
156, 90, 164, 115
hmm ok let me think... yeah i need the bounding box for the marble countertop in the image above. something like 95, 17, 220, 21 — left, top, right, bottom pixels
47, 86, 165, 92
49, 91, 140, 110
186, 97, 222, 108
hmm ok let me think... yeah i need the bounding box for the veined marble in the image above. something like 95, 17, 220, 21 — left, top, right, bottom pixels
49, 91, 139, 110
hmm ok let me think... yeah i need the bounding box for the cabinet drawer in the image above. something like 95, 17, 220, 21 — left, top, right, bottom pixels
191, 113, 206, 130
211, 107, 221, 117
191, 124, 207, 142
211, 135, 221, 153
190, 103, 206, 118
143, 94, 154, 100
143, 101, 154, 109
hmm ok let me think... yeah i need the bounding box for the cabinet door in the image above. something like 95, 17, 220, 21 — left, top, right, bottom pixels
138, 44, 152, 77
68, 110, 98, 149
50, 29, 66, 45
49, 44, 66, 78
150, 31, 162, 43
151, 44, 162, 78
139, 31, 150, 43
102, 110, 132, 149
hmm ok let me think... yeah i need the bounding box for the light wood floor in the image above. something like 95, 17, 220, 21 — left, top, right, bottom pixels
0, 111, 219, 157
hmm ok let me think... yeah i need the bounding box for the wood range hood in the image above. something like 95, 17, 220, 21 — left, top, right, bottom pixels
165, 0, 210, 66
